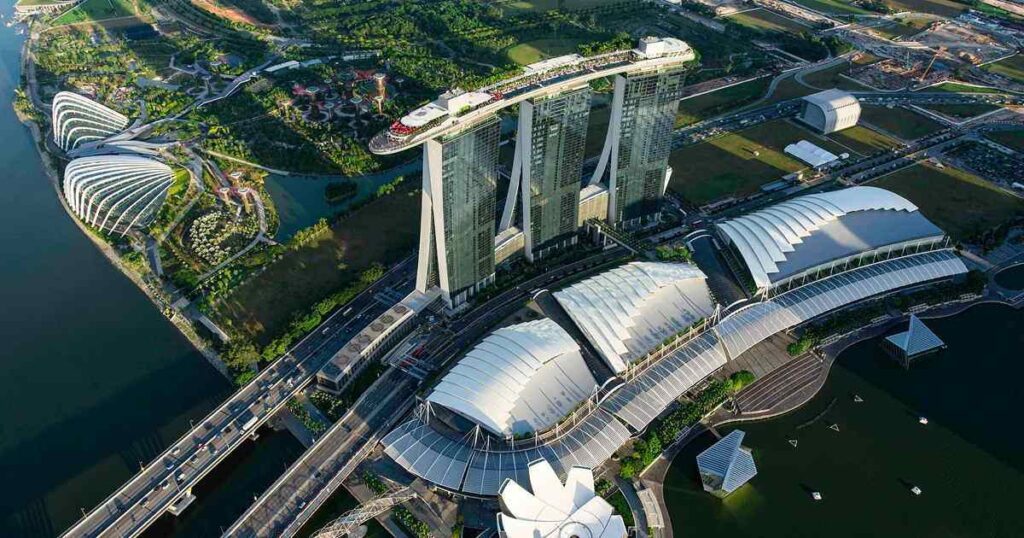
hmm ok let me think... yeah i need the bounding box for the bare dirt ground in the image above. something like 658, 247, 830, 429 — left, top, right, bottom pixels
190, 0, 273, 28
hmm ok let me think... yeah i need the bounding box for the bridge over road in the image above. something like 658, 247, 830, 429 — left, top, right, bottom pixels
59, 258, 415, 538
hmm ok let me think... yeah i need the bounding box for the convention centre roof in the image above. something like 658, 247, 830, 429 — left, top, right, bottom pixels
554, 262, 716, 373
716, 187, 945, 290
426, 319, 598, 437
497, 460, 626, 538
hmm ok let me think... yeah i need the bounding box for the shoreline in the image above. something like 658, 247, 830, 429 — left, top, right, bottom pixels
643, 295, 1020, 537
16, 103, 232, 380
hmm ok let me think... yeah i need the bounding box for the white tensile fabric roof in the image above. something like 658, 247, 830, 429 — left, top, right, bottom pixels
498, 460, 626, 538
554, 262, 715, 373
426, 319, 598, 437
802, 88, 860, 112
716, 186, 942, 290
784, 139, 839, 168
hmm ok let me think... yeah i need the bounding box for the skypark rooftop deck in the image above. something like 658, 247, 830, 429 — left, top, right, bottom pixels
369, 37, 695, 155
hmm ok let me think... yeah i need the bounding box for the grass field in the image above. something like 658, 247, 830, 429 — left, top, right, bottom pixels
53, 0, 136, 24
668, 119, 845, 205
827, 125, 902, 156
983, 54, 1024, 83
860, 105, 944, 140
883, 0, 966, 18
802, 61, 873, 91
986, 130, 1024, 153
873, 163, 1023, 240
726, 8, 809, 34
924, 82, 1004, 94
506, 37, 586, 65
501, 0, 609, 12
921, 103, 1000, 119
212, 188, 421, 344
676, 78, 771, 126
787, 0, 868, 15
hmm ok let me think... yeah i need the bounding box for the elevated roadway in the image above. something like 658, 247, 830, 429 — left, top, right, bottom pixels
222, 248, 629, 536
60, 258, 415, 538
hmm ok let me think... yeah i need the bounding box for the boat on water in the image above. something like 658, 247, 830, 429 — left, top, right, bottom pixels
919, 417, 929, 425
911, 486, 923, 495
812, 491, 823, 501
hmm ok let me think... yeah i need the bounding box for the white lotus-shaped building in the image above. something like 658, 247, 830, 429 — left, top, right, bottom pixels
498, 460, 627, 538
52, 91, 129, 152
63, 155, 175, 235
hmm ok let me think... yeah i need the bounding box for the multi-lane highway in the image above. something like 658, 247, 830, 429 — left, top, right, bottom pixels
60, 258, 415, 538
220, 247, 629, 537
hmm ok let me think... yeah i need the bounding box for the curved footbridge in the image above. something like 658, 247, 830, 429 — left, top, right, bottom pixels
381, 249, 967, 496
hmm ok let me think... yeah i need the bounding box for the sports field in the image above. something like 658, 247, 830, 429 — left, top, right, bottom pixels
827, 125, 902, 156
726, 8, 808, 34
873, 163, 1023, 240
883, 0, 965, 18
506, 37, 587, 65
983, 54, 1024, 83
860, 105, 944, 140
212, 188, 421, 344
986, 129, 1024, 153
668, 119, 844, 205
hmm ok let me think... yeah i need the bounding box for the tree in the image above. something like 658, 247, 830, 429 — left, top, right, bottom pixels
224, 341, 260, 372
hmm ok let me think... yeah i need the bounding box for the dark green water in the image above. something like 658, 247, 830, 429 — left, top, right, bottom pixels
265, 161, 419, 240
995, 264, 1024, 290
665, 303, 1024, 537
0, 5, 234, 535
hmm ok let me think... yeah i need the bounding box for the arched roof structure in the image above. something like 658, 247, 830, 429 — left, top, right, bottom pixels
52, 92, 129, 152
497, 460, 626, 538
716, 187, 945, 291
554, 262, 715, 373
426, 319, 598, 437
799, 88, 860, 133
63, 155, 174, 236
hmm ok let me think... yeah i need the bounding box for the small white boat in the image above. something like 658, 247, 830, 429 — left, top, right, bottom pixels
788, 439, 798, 448
853, 394, 863, 403
812, 491, 823, 501
919, 417, 929, 425
829, 423, 840, 432
911, 486, 922, 495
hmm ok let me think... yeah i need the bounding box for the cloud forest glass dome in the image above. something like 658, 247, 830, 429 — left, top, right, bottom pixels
63, 155, 175, 236
51, 91, 129, 152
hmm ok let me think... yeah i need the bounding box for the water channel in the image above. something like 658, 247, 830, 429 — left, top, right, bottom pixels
665, 302, 1024, 536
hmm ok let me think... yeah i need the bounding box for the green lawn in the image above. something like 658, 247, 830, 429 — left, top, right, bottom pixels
676, 78, 771, 126
983, 54, 1024, 83
923, 82, 1005, 94
212, 188, 421, 344
860, 105, 944, 140
668, 119, 845, 205
883, 0, 966, 18
802, 61, 873, 91
726, 8, 809, 34
921, 103, 1000, 119
873, 163, 1023, 240
506, 37, 587, 65
53, 0, 136, 24
787, 0, 868, 14
501, 0, 610, 12
986, 130, 1024, 153
870, 16, 932, 40
827, 125, 902, 156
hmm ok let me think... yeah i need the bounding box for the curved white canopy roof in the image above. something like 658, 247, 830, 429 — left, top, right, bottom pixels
717, 186, 943, 289
63, 155, 174, 236
427, 319, 597, 437
498, 460, 626, 538
52, 91, 129, 152
554, 262, 715, 373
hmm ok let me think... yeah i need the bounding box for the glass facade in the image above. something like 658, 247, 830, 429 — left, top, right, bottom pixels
612, 67, 685, 226
524, 87, 591, 258
421, 116, 500, 307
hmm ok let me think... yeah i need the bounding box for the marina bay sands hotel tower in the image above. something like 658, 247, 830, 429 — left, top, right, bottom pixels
370, 37, 695, 308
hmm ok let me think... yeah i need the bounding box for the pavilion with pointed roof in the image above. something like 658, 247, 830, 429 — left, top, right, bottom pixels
696, 430, 757, 498
884, 314, 945, 368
